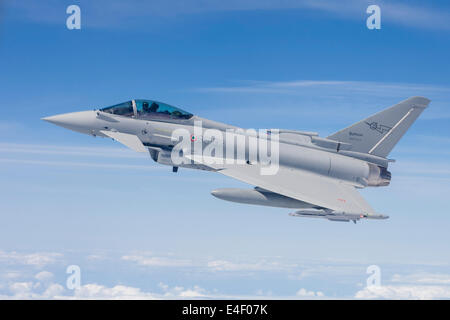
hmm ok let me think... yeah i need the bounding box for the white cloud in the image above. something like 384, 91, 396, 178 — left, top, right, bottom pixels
197, 79, 450, 95
121, 254, 193, 267
2, 272, 22, 280
5, 281, 41, 299
0, 251, 62, 267
9, 282, 33, 295
86, 254, 107, 261
42, 283, 65, 298
175, 286, 206, 298
69, 283, 208, 299
355, 272, 450, 299
70, 284, 159, 300
1, 280, 210, 300
35, 271, 54, 282
355, 284, 450, 300
206, 259, 295, 272
158, 282, 169, 291
3, 250, 450, 300
296, 288, 324, 298
294, 264, 363, 281
391, 273, 450, 285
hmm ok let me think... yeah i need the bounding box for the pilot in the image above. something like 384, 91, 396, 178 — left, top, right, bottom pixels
149, 102, 159, 112
142, 101, 149, 112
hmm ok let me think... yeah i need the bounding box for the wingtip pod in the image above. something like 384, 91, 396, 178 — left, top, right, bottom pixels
289, 209, 389, 223
366, 213, 389, 220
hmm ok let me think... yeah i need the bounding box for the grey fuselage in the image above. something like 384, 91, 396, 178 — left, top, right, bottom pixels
45, 109, 391, 192
42, 97, 430, 218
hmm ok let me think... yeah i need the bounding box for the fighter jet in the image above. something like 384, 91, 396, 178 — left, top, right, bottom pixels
42, 96, 430, 223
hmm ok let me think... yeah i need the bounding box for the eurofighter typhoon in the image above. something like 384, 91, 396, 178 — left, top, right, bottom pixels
43, 97, 430, 223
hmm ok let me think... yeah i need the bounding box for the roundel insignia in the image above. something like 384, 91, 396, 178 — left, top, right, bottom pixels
190, 135, 197, 142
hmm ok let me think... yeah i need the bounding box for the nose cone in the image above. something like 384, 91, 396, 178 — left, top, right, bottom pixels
42, 111, 97, 135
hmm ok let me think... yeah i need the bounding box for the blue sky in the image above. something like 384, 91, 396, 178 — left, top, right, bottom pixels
0, 0, 450, 299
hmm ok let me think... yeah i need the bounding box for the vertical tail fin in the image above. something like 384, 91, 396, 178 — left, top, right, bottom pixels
327, 96, 430, 158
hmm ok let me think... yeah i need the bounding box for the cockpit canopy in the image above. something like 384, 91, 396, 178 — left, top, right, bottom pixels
100, 100, 193, 120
